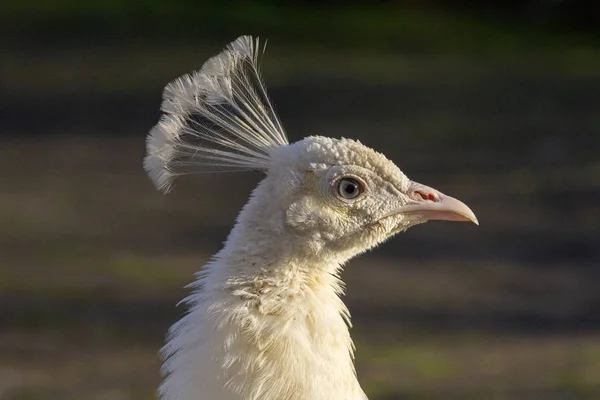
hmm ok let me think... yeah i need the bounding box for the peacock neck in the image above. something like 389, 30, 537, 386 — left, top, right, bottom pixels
185, 181, 367, 399
212, 207, 352, 341
161, 178, 368, 400
199, 246, 365, 400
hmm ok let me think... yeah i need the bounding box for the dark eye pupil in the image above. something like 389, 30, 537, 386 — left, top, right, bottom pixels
338, 178, 361, 199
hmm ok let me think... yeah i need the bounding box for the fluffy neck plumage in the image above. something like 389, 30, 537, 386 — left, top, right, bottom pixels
159, 178, 368, 400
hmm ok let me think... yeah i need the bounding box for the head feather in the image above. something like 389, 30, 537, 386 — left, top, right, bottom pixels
144, 35, 289, 192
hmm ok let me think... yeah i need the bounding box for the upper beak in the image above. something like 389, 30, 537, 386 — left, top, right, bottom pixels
393, 182, 479, 225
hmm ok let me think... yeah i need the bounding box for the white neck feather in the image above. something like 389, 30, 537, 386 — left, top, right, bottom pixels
159, 178, 368, 400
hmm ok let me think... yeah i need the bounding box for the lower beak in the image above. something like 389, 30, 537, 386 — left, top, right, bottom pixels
396, 182, 479, 225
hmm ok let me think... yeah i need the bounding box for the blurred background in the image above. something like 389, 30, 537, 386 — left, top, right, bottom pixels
1, 1, 599, 399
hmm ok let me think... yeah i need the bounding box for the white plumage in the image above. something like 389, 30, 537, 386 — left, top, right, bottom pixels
145, 36, 478, 400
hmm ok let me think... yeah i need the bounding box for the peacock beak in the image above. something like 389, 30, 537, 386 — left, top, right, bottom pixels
394, 182, 479, 225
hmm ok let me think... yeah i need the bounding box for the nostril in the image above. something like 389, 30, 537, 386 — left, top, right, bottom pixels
414, 190, 439, 202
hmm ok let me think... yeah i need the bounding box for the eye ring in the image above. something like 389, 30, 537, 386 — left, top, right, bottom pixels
336, 177, 363, 200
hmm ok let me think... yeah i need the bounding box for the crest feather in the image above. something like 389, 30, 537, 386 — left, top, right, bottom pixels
144, 35, 289, 192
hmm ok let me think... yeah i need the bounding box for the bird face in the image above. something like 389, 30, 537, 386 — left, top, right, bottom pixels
274, 136, 478, 259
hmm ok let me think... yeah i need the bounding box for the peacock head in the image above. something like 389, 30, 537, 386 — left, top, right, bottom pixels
266, 136, 477, 259
144, 35, 478, 261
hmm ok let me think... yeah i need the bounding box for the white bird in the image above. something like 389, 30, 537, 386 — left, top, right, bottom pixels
144, 36, 478, 400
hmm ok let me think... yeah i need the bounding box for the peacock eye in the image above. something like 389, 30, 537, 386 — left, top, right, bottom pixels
337, 178, 362, 200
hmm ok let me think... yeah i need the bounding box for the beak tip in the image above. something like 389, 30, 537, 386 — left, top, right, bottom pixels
461, 211, 478, 226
